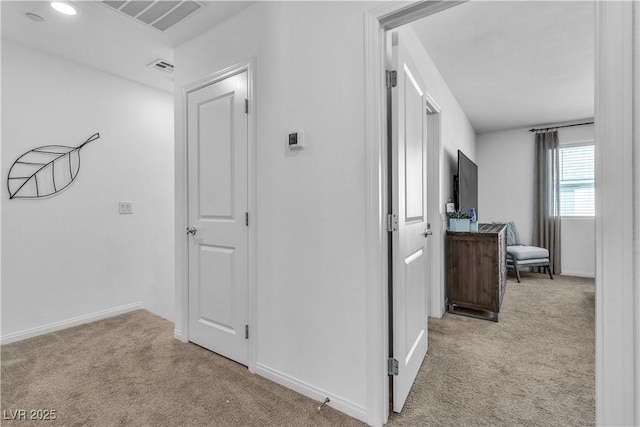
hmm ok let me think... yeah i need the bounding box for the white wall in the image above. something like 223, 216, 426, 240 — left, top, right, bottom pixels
1, 41, 175, 342
561, 217, 595, 277
400, 26, 477, 213
174, 2, 373, 420
477, 122, 595, 277
173, 3, 477, 420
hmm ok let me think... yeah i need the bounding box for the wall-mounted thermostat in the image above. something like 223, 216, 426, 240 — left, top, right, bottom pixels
287, 130, 304, 149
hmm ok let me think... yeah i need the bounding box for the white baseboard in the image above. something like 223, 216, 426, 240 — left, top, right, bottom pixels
173, 329, 187, 342
0, 302, 143, 345
439, 303, 447, 318
560, 270, 596, 278
254, 363, 367, 424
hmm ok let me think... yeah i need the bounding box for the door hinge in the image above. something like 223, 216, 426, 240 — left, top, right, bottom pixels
387, 213, 398, 232
386, 70, 397, 88
245, 98, 248, 114
388, 358, 399, 376
245, 212, 249, 226
245, 324, 249, 339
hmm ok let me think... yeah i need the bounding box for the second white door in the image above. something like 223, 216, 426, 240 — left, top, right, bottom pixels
187, 71, 249, 365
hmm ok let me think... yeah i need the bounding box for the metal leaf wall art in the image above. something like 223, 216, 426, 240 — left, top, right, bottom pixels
7, 133, 101, 199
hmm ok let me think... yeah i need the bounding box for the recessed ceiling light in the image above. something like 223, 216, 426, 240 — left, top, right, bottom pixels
50, 2, 77, 16
25, 13, 45, 22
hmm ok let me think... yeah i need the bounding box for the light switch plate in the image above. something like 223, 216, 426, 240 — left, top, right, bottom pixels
119, 201, 133, 214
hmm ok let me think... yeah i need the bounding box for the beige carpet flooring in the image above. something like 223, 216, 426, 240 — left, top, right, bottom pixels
1, 273, 594, 426
388, 272, 595, 427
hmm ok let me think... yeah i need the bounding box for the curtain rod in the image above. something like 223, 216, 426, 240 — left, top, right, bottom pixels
529, 121, 594, 133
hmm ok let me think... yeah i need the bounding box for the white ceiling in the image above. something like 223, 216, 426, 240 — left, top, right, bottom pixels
411, 1, 595, 134
1, 1, 255, 93
2, 1, 594, 133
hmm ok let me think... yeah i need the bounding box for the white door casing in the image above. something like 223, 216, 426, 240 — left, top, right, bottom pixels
364, 4, 455, 424
187, 70, 249, 365
390, 32, 429, 412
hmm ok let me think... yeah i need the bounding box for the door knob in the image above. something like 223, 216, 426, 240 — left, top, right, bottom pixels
186, 226, 197, 236
423, 223, 432, 237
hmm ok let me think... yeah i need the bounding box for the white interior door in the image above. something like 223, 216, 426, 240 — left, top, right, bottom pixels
390, 32, 429, 412
187, 71, 249, 365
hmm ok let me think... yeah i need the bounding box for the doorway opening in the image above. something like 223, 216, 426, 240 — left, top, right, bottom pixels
364, 2, 614, 426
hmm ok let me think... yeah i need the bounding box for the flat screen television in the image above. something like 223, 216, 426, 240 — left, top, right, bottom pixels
453, 150, 478, 218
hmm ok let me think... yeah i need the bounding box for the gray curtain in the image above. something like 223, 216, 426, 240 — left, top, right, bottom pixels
533, 130, 561, 274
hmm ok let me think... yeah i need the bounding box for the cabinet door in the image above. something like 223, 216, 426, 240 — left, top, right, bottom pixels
448, 233, 498, 312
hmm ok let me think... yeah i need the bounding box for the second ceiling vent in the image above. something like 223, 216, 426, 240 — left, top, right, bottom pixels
101, 1, 204, 32
148, 58, 174, 74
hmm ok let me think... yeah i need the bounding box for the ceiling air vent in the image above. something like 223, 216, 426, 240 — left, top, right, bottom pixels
101, 1, 204, 32
148, 59, 174, 74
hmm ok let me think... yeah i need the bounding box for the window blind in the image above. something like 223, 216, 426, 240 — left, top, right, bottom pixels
559, 144, 595, 216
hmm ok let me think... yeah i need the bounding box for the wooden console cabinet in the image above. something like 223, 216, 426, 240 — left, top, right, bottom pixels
446, 223, 507, 321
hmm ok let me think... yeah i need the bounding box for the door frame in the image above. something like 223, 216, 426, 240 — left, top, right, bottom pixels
424, 92, 442, 319
175, 58, 258, 373
365, 4, 461, 425
364, 1, 639, 426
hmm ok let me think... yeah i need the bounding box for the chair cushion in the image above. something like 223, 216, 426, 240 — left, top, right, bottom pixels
506, 221, 521, 245
506, 245, 549, 260
494, 221, 521, 245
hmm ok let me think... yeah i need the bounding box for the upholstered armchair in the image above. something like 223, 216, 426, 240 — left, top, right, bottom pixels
500, 222, 553, 283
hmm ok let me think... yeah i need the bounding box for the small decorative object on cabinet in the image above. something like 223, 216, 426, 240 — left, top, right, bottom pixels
446, 223, 507, 321
448, 210, 470, 232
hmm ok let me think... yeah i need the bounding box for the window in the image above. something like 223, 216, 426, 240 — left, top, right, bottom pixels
559, 143, 594, 216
